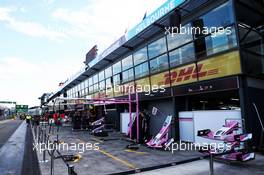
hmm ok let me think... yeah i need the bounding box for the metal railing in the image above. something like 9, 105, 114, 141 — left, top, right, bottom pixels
33, 122, 78, 175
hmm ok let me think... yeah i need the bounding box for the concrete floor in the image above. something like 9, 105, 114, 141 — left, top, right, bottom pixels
139, 154, 264, 175
35, 125, 204, 175
0, 120, 26, 175
34, 125, 264, 175
21, 126, 41, 175
0, 119, 22, 148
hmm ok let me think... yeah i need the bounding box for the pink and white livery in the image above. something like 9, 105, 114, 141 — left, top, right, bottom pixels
197, 120, 255, 162
146, 115, 173, 148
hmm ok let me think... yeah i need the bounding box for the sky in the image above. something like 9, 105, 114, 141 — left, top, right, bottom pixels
0, 0, 165, 107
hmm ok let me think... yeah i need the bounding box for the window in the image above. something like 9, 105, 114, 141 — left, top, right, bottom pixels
150, 54, 169, 74
113, 61, 121, 75
148, 37, 167, 58
72, 87, 75, 93
135, 62, 149, 78
93, 83, 99, 92
85, 79, 89, 88
99, 81, 105, 91
75, 85, 78, 91
202, 1, 234, 30
122, 68, 134, 83
167, 23, 193, 50
89, 85, 94, 94
105, 67, 112, 78
122, 55, 133, 71
105, 78, 112, 89
99, 71, 105, 81
113, 74, 121, 85
205, 26, 237, 56
81, 82, 85, 89
93, 74, 98, 84
89, 77, 93, 86
193, 1, 234, 39
133, 47, 148, 65
75, 86, 77, 92
239, 25, 264, 75
193, 2, 235, 59
169, 43, 195, 67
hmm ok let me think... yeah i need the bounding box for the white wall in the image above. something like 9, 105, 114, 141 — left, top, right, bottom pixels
179, 110, 242, 144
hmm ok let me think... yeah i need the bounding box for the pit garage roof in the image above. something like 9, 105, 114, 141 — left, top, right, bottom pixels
48, 0, 209, 102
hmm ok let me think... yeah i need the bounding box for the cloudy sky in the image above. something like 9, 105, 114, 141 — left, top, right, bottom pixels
0, 0, 164, 107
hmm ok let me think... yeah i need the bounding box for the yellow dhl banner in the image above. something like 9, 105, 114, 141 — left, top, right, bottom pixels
112, 78, 149, 97
150, 71, 170, 88
135, 77, 150, 87
105, 87, 113, 98
98, 91, 108, 98
154, 51, 241, 87
170, 63, 197, 86
123, 82, 135, 96
113, 85, 124, 97
198, 51, 241, 81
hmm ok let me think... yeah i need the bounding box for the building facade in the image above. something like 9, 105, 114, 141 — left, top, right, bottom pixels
46, 0, 264, 147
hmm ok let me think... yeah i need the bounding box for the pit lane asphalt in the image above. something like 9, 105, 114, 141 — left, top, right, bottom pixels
0, 120, 22, 148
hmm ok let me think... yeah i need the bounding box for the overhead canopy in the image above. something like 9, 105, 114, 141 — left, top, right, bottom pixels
48, 0, 210, 102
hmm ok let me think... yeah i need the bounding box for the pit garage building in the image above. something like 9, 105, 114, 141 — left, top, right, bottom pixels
44, 0, 264, 148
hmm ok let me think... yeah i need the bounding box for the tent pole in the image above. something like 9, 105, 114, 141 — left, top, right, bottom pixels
129, 93, 132, 139
136, 92, 139, 142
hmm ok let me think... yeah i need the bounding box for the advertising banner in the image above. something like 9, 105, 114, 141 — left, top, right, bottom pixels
151, 71, 171, 88
125, 0, 186, 40
135, 77, 150, 92
151, 51, 241, 88
198, 51, 241, 81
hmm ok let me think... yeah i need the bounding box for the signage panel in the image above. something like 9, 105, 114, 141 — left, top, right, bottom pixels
126, 0, 186, 40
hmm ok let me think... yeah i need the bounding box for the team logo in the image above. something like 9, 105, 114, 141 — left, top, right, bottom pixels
163, 63, 219, 85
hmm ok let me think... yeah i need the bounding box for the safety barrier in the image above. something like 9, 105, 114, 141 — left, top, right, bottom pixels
32, 122, 78, 175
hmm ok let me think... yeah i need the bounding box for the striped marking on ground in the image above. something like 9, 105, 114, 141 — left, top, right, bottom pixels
124, 149, 149, 155
78, 138, 136, 169
97, 149, 136, 169
91, 137, 104, 143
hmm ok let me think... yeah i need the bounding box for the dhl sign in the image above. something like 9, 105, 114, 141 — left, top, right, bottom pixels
156, 51, 241, 87
108, 51, 241, 97
163, 63, 218, 86
164, 64, 197, 86
198, 51, 241, 81
151, 71, 171, 88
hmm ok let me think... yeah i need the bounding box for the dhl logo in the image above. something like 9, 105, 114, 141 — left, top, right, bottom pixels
162, 63, 219, 85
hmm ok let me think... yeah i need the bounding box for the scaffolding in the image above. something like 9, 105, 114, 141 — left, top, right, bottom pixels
51, 92, 139, 142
